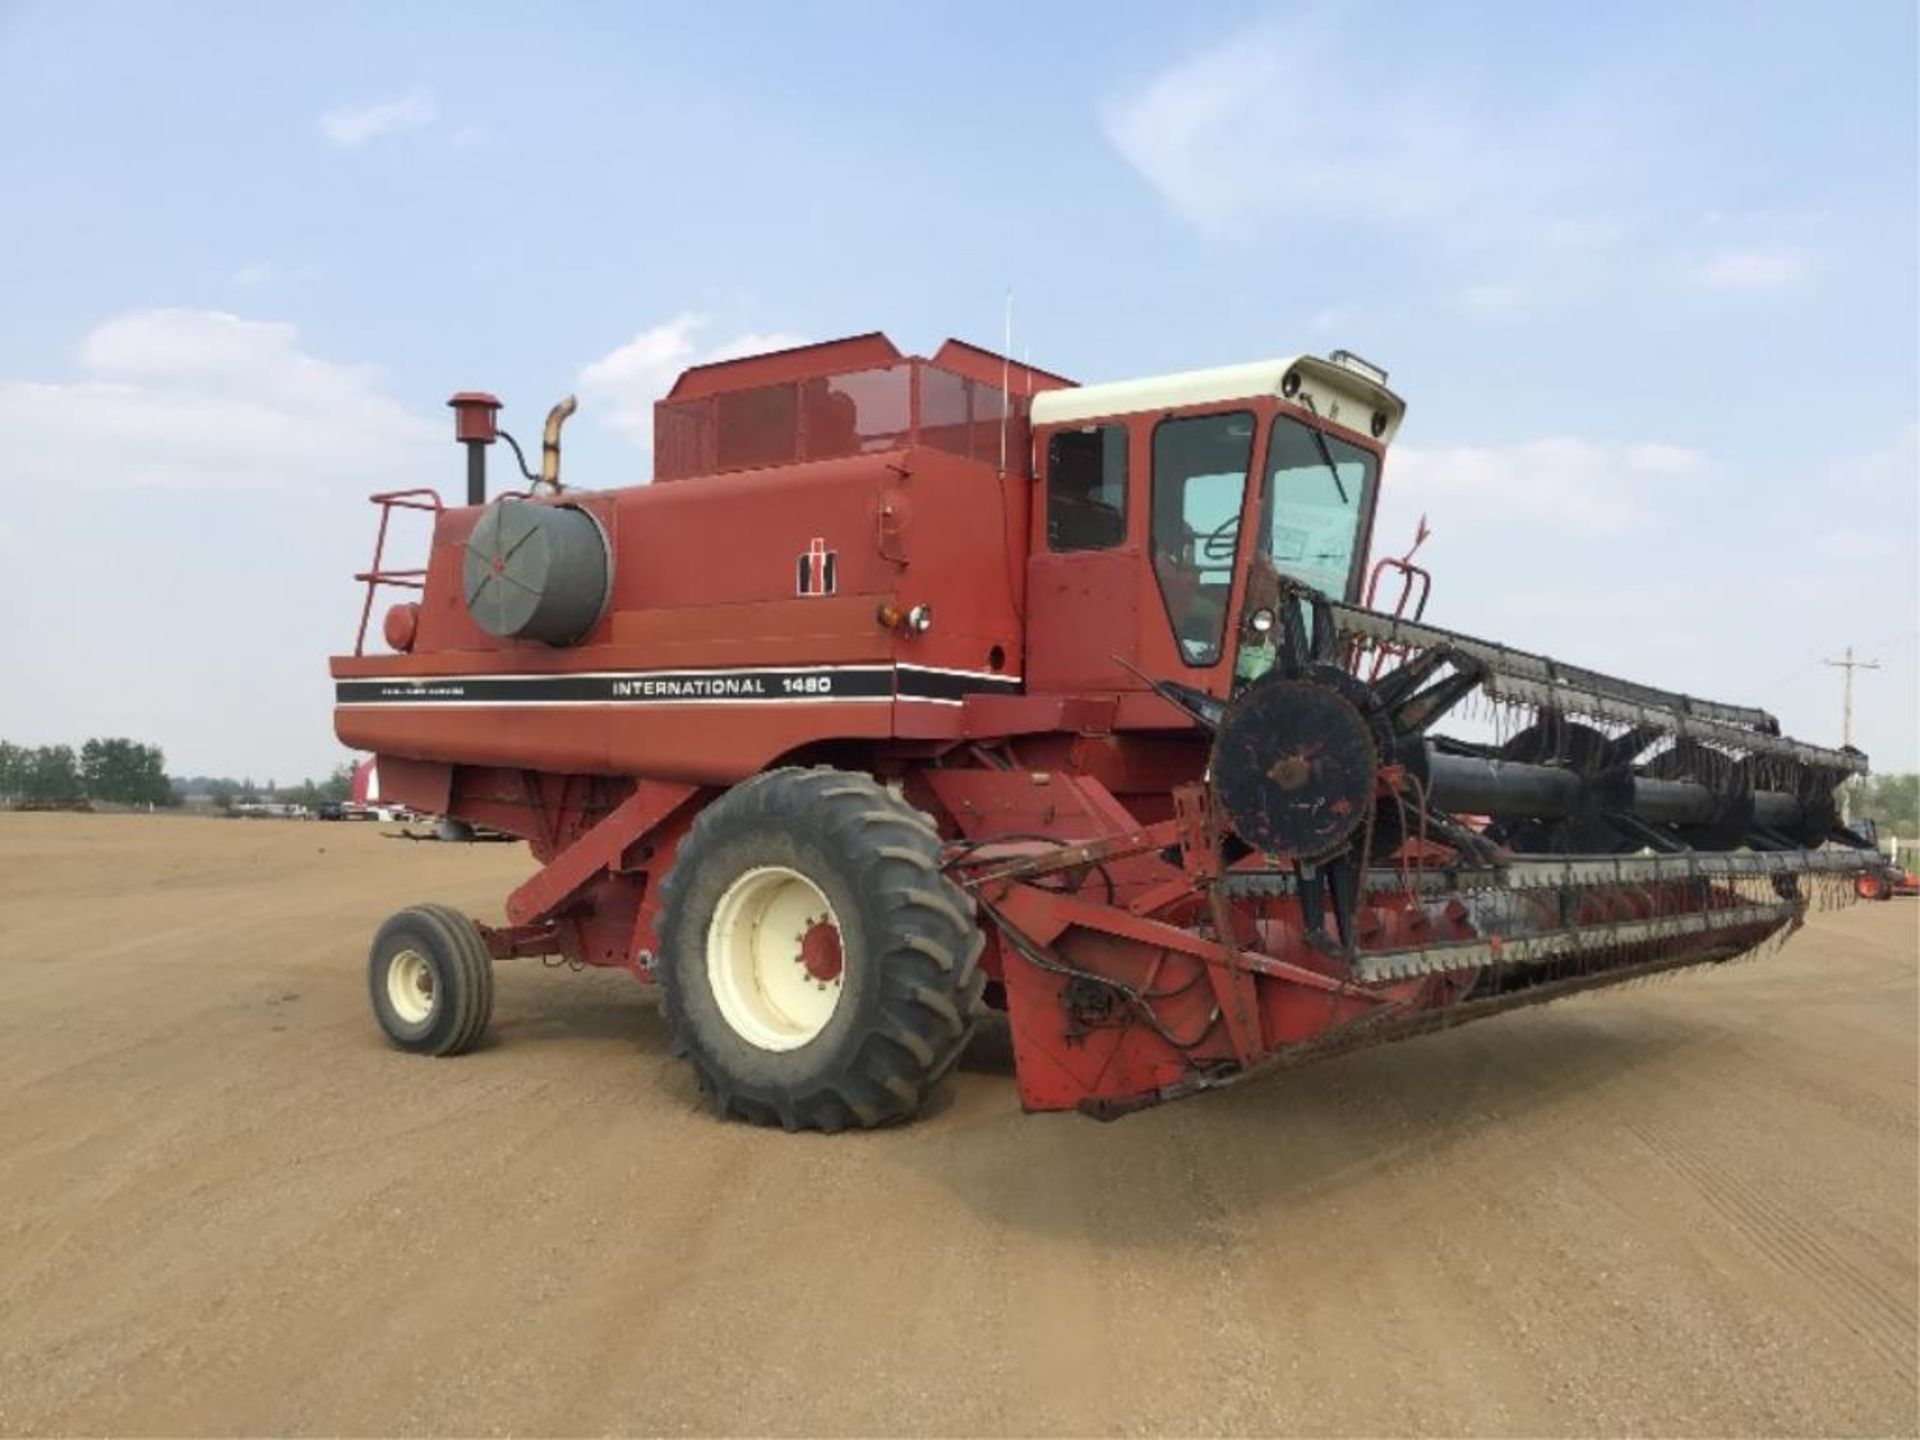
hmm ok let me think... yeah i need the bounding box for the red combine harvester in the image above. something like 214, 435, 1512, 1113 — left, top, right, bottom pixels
333, 333, 1875, 1127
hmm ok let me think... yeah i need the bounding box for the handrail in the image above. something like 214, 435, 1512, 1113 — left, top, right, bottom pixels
1357, 515, 1433, 681
354, 488, 444, 656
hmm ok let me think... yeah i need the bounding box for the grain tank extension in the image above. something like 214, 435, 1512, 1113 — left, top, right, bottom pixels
333, 332, 1876, 1127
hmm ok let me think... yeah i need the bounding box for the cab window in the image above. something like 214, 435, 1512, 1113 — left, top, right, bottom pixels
1046, 425, 1128, 551
1151, 411, 1254, 665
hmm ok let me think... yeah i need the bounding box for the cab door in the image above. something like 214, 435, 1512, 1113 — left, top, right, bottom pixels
1025, 420, 1141, 694
1139, 408, 1259, 689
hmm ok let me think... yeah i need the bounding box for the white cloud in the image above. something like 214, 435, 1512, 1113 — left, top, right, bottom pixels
1689, 246, 1810, 290
578, 313, 806, 445
1622, 442, 1704, 476
1376, 427, 1917, 771
319, 90, 436, 146
1388, 437, 1707, 536
0, 311, 442, 781
0, 308, 434, 490
1811, 427, 1919, 561
1099, 13, 1602, 247
1102, 18, 1468, 239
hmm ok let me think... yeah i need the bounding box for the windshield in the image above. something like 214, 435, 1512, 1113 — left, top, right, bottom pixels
1234, 417, 1379, 686
1260, 416, 1377, 598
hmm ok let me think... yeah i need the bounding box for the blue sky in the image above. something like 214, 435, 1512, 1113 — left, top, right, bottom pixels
1, 0, 1914, 781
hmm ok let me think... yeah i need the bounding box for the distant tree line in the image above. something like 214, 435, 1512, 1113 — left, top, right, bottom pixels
2, 741, 356, 813
0, 738, 174, 807
1849, 772, 1919, 840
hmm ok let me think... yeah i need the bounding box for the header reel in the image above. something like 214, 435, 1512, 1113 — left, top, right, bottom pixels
1203, 579, 1873, 959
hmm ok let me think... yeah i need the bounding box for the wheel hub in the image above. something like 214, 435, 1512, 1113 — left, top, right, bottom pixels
706, 866, 845, 1051
1211, 675, 1380, 859
386, 948, 435, 1025
797, 918, 843, 983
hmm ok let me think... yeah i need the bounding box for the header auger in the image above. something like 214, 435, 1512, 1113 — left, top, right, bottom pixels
334, 331, 1875, 1127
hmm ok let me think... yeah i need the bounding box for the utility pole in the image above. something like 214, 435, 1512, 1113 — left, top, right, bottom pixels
1824, 646, 1881, 748
1823, 646, 1880, 823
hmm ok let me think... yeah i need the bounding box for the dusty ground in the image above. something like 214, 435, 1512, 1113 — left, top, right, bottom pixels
0, 813, 1913, 1437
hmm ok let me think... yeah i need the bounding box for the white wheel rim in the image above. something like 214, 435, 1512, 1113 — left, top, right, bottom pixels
387, 948, 436, 1025
706, 865, 845, 1051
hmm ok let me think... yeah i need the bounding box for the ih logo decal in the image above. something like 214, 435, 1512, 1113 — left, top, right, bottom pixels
797, 537, 838, 597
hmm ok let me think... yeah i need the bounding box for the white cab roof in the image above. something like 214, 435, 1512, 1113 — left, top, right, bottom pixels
1029, 354, 1405, 444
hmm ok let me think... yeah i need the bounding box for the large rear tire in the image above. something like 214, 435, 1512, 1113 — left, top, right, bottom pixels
368, 904, 495, 1056
656, 767, 985, 1130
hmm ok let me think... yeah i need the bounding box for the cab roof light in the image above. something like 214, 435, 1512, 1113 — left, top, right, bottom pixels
1327, 350, 1389, 387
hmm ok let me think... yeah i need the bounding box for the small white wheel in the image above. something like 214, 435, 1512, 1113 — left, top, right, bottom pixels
368, 905, 494, 1056
385, 948, 436, 1025
706, 865, 844, 1050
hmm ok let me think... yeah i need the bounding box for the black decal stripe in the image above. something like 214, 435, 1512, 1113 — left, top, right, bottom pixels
335, 664, 1026, 707
895, 666, 1024, 702
337, 667, 895, 706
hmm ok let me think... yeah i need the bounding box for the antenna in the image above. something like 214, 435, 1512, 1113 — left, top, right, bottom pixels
999, 288, 1013, 476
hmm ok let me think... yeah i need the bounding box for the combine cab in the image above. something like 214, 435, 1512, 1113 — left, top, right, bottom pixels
334, 332, 1875, 1127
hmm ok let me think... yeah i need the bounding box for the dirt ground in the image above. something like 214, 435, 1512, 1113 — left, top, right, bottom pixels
0, 813, 1914, 1437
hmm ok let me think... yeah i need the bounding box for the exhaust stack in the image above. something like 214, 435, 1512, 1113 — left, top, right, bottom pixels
448, 392, 502, 507
540, 395, 578, 493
